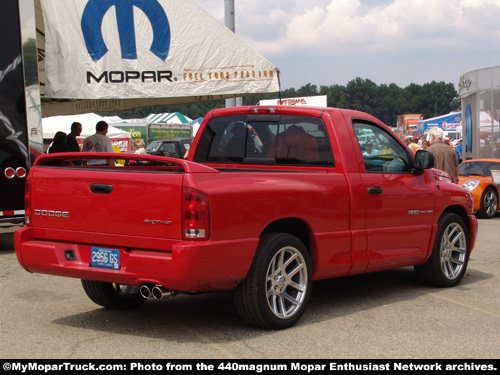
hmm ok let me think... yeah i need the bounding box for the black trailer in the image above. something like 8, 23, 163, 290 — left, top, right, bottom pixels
0, 0, 43, 223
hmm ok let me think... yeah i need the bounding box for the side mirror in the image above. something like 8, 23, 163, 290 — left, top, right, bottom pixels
415, 150, 434, 170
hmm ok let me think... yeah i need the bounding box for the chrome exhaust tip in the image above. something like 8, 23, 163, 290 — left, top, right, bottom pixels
152, 285, 165, 299
139, 284, 151, 299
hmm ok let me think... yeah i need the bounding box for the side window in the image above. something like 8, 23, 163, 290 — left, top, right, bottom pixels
353, 122, 411, 173
193, 115, 250, 162
162, 143, 179, 157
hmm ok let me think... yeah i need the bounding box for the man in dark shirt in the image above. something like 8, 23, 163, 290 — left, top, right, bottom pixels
66, 122, 82, 152
66, 122, 82, 165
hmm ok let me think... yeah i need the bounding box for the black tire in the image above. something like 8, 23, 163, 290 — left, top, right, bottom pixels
415, 213, 469, 287
478, 187, 498, 219
81, 280, 147, 309
234, 233, 312, 330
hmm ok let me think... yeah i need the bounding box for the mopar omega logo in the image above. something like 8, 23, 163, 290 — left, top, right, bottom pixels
81, 0, 171, 62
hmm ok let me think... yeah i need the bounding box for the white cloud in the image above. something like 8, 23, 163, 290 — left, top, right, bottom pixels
252, 0, 463, 52
196, 0, 500, 52
194, 0, 500, 88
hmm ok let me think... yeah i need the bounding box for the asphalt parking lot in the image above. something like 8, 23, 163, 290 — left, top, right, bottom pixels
1, 217, 499, 359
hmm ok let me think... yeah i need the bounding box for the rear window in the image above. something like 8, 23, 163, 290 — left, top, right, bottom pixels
193, 115, 334, 166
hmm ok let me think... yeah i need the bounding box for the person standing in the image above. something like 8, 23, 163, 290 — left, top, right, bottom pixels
66, 122, 82, 151
48, 131, 70, 154
455, 139, 463, 164
66, 121, 83, 165
82, 121, 114, 166
427, 126, 459, 183
48, 131, 74, 165
406, 137, 421, 154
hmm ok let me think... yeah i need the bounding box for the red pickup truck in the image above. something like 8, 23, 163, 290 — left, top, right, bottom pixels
15, 106, 478, 329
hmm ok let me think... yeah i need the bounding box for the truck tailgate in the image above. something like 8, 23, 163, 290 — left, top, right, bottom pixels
28, 166, 184, 249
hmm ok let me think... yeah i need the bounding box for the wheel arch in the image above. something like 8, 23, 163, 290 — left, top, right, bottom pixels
260, 218, 315, 269
261, 218, 312, 248
437, 205, 476, 253
440, 205, 471, 233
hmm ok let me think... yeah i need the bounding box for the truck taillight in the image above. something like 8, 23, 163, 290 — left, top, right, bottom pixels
24, 179, 31, 226
182, 188, 210, 240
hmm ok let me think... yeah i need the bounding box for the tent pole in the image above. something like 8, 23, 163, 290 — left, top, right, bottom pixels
224, 0, 242, 108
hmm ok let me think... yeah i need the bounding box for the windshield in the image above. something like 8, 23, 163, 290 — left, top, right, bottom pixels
146, 142, 162, 152
459, 161, 500, 177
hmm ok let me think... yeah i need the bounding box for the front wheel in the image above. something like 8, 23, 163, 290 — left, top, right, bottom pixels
81, 280, 147, 309
415, 213, 469, 287
234, 233, 312, 330
478, 187, 498, 219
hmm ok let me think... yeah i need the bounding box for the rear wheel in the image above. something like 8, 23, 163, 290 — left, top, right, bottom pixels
234, 233, 312, 330
415, 213, 469, 287
478, 187, 498, 219
81, 280, 146, 309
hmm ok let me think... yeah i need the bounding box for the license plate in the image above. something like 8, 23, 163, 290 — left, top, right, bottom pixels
90, 247, 120, 269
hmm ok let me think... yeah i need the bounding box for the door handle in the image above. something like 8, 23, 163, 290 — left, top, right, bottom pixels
367, 186, 383, 195
90, 184, 113, 194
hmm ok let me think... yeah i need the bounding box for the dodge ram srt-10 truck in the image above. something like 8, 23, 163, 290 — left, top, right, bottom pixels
15, 106, 478, 329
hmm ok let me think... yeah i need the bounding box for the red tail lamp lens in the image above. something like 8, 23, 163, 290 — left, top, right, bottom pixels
24, 179, 31, 225
182, 188, 210, 240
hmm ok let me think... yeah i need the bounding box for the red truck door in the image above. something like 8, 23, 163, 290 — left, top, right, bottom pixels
351, 121, 436, 272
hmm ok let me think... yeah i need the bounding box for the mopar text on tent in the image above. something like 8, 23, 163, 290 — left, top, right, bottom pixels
36, 0, 280, 117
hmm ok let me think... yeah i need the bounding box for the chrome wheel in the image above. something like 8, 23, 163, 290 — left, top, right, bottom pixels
415, 213, 469, 287
482, 188, 498, 218
440, 222, 467, 280
266, 246, 308, 319
234, 233, 312, 329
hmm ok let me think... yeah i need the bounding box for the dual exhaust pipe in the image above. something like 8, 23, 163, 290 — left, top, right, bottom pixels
139, 284, 175, 300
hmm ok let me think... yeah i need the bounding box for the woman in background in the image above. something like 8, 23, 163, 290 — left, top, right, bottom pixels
48, 131, 70, 154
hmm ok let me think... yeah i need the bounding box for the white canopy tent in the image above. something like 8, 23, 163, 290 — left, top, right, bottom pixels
42, 113, 131, 139
35, 0, 280, 117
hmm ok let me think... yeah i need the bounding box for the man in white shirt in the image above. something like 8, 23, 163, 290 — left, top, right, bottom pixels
82, 121, 115, 166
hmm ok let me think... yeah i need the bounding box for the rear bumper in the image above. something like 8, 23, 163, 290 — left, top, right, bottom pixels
15, 226, 258, 292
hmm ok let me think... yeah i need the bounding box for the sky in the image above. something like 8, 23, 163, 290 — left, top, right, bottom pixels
195, 0, 500, 90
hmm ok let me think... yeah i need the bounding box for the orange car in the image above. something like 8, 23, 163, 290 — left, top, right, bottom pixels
458, 159, 500, 219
